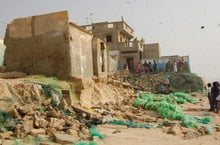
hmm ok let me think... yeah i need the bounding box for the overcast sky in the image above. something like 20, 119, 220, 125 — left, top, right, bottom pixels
0, 0, 220, 82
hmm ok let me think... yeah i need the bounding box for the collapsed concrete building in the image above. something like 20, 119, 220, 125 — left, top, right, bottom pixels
4, 11, 108, 79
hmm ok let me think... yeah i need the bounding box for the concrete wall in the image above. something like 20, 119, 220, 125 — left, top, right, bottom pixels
4, 11, 95, 79
109, 50, 120, 72
143, 43, 160, 59
92, 38, 107, 77
68, 23, 93, 78
4, 11, 71, 78
0, 40, 5, 66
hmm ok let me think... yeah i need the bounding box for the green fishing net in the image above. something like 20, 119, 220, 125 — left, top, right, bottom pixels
90, 126, 104, 140
39, 83, 63, 107
107, 120, 162, 128
133, 92, 212, 133
74, 141, 97, 145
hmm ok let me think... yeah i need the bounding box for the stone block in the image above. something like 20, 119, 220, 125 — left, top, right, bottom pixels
167, 123, 182, 135
0, 131, 13, 139
2, 140, 16, 145
30, 128, 46, 137
22, 119, 33, 133
54, 133, 79, 144
40, 142, 61, 145
48, 118, 65, 130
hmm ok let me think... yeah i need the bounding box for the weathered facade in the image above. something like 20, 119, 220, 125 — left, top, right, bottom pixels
4, 11, 94, 78
92, 38, 107, 77
143, 43, 160, 59
0, 40, 5, 66
82, 18, 144, 73
119, 38, 144, 72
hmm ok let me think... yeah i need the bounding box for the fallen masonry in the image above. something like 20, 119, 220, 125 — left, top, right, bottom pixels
0, 73, 216, 144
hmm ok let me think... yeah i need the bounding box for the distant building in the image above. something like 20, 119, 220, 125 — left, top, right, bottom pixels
143, 43, 160, 59
4, 11, 108, 78
82, 18, 144, 73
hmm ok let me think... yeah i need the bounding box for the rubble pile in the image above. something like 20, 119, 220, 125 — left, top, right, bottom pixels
0, 77, 161, 144
0, 81, 92, 144
0, 72, 208, 144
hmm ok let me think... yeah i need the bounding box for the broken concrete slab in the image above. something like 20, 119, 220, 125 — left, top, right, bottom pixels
22, 119, 34, 134
34, 112, 48, 128
0, 71, 26, 79
30, 128, 46, 137
48, 118, 65, 130
167, 123, 182, 136
54, 133, 79, 144
2, 140, 18, 145
40, 142, 62, 145
0, 131, 13, 139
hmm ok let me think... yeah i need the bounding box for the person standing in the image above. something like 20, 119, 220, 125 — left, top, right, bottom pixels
124, 63, 128, 71
211, 81, 219, 113
143, 61, 149, 73
136, 62, 142, 75
164, 75, 171, 88
207, 83, 213, 111
149, 61, 153, 73
153, 60, 157, 73
173, 61, 178, 73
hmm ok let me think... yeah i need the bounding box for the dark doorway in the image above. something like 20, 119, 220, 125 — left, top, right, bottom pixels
127, 58, 134, 73
100, 43, 105, 72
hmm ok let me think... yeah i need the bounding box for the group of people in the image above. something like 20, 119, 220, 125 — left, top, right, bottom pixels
138, 60, 157, 75
166, 59, 188, 73
207, 81, 220, 113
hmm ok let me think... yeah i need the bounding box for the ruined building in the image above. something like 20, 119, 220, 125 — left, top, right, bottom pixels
4, 11, 108, 78
82, 18, 145, 73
